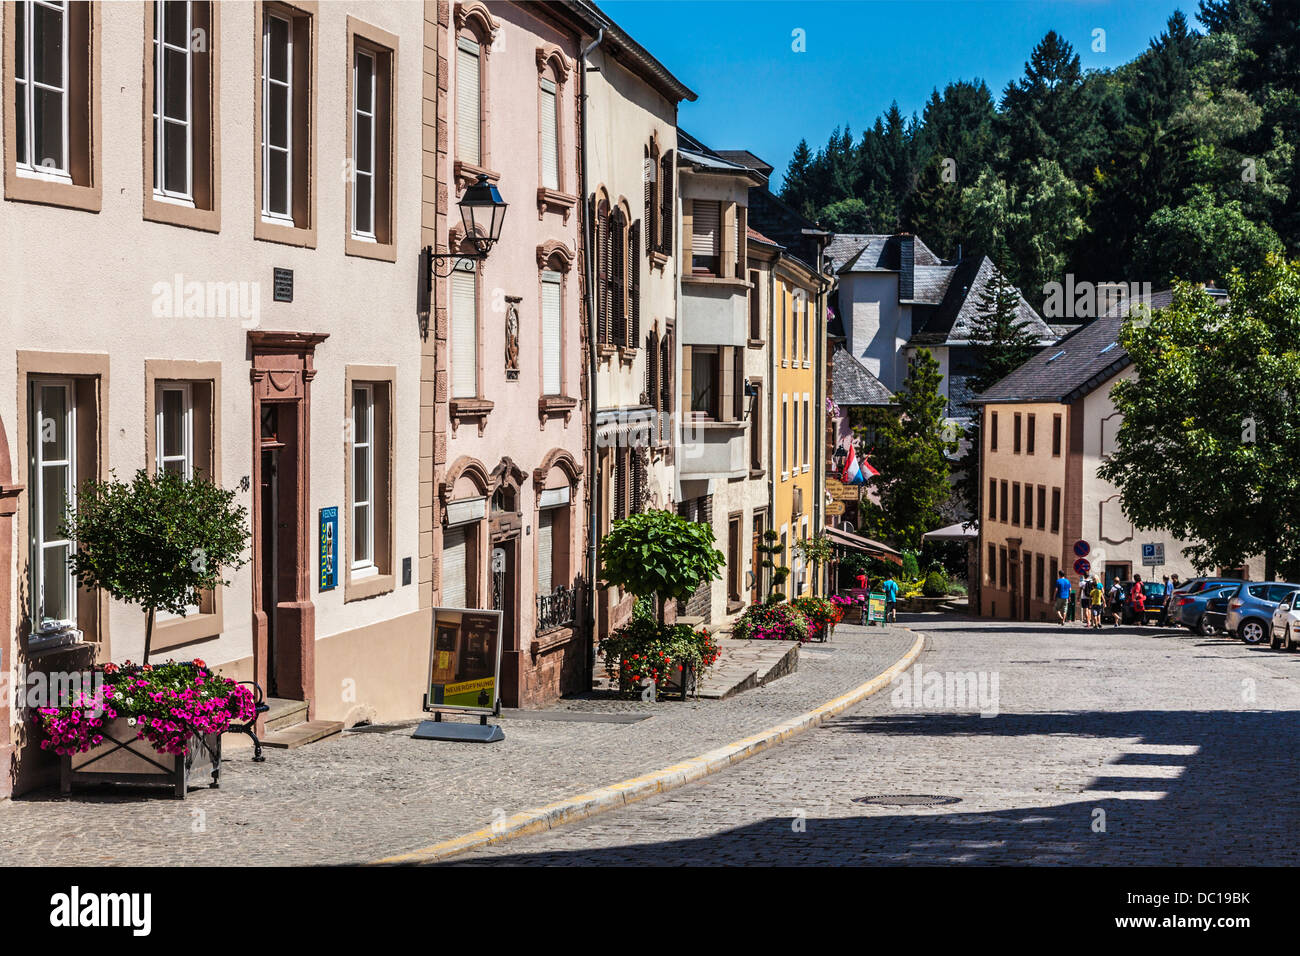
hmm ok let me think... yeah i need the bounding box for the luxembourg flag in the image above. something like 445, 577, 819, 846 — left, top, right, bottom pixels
841, 442, 878, 485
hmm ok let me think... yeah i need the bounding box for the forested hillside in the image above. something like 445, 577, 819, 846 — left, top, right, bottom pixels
780, 1, 1297, 306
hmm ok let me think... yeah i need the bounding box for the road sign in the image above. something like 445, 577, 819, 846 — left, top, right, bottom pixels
1141, 542, 1165, 566
1073, 540, 1090, 558
1073, 558, 1091, 576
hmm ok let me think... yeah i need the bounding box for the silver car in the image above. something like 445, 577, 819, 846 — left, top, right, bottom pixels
1269, 590, 1300, 650
1226, 582, 1300, 644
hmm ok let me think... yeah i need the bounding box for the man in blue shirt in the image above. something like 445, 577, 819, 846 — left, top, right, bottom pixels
882, 575, 899, 623
1054, 572, 1072, 626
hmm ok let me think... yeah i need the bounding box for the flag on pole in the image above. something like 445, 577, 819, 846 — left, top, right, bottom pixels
841, 442, 878, 485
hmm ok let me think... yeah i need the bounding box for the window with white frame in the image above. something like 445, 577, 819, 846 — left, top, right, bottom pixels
351, 384, 376, 575
351, 47, 376, 239
451, 264, 478, 398
14, 0, 70, 179
30, 379, 77, 633
456, 35, 481, 166
156, 383, 193, 478
541, 270, 562, 395
539, 76, 558, 191
153, 0, 193, 202
803, 393, 810, 468
261, 10, 293, 221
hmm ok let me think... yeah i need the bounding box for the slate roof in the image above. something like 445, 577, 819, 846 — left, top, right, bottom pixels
716, 150, 774, 182
909, 255, 1057, 347
972, 288, 1207, 405
831, 349, 895, 406
832, 234, 944, 274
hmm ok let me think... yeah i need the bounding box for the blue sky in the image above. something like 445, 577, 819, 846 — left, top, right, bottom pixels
602, 0, 1193, 186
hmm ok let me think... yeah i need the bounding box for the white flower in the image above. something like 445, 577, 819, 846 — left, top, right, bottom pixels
126, 717, 137, 726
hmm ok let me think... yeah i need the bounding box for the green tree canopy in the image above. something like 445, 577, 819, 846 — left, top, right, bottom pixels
1097, 256, 1300, 580
599, 509, 725, 623
63, 469, 250, 662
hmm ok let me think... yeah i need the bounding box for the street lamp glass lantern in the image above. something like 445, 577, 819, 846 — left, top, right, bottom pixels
459, 174, 507, 254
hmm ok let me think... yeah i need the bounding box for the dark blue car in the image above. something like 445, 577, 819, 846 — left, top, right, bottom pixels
1171, 584, 1243, 635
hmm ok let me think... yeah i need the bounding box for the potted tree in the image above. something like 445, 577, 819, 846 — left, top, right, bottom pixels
44, 469, 252, 797
597, 510, 725, 699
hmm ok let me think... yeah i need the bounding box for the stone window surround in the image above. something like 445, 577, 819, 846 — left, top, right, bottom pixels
452, 1, 500, 194
534, 42, 575, 222
144, 359, 224, 650
2, 0, 102, 212
447, 224, 495, 434
344, 15, 398, 262
344, 364, 396, 602
142, 0, 221, 233
537, 240, 577, 423
252, 0, 318, 249
15, 351, 111, 658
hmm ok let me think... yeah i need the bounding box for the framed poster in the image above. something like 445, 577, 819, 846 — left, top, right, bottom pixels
868, 591, 887, 624
425, 607, 503, 715
318, 507, 338, 591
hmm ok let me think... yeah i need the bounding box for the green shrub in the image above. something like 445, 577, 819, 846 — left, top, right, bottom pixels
901, 550, 921, 580
922, 569, 949, 597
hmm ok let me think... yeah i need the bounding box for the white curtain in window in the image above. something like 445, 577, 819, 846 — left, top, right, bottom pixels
451, 269, 477, 398
541, 273, 561, 395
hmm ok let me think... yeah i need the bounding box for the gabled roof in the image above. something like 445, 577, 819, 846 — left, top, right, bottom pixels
831, 349, 895, 406
972, 289, 1205, 405
909, 256, 1056, 347
833, 234, 944, 274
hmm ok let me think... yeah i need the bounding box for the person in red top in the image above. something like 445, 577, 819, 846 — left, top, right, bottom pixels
856, 572, 868, 591
1131, 574, 1146, 625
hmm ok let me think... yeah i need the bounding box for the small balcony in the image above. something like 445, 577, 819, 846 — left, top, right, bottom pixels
678, 414, 749, 480
536, 583, 580, 634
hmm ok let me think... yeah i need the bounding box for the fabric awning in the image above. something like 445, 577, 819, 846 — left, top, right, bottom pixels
922, 521, 978, 541
825, 526, 904, 565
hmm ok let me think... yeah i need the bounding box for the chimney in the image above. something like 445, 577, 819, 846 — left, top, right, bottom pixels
898, 233, 915, 300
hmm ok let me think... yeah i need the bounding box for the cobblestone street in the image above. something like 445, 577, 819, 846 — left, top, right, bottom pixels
0, 626, 913, 866
450, 615, 1300, 865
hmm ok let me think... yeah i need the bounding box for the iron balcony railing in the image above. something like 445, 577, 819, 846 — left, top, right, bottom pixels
536, 582, 579, 633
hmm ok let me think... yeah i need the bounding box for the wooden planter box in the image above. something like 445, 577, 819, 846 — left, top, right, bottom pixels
60, 717, 221, 799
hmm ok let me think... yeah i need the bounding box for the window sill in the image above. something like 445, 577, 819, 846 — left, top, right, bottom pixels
153, 611, 222, 651
254, 215, 317, 249
144, 193, 220, 233
536, 187, 577, 223
454, 161, 501, 193
450, 397, 495, 435
749, 468, 765, 479
5, 171, 102, 212
538, 394, 578, 424
597, 344, 618, 363
530, 625, 576, 657
345, 572, 395, 603
345, 234, 397, 262
650, 250, 670, 271
747, 338, 765, 349
682, 274, 751, 292
618, 346, 638, 366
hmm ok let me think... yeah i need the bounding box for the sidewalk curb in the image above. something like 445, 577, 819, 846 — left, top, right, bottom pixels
370, 630, 926, 865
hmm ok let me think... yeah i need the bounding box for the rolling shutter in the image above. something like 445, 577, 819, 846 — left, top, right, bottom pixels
540, 79, 558, 190
456, 38, 481, 166
537, 508, 554, 595
451, 269, 477, 398
442, 525, 467, 608
693, 200, 719, 257
541, 272, 562, 395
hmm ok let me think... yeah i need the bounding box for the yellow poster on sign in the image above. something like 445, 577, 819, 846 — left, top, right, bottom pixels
426, 609, 503, 713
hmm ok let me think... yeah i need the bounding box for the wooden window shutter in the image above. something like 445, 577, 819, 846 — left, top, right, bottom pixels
614, 448, 626, 520
631, 453, 645, 515
595, 202, 610, 345
660, 334, 672, 443
659, 151, 673, 254
611, 213, 626, 346
643, 153, 653, 233
629, 220, 641, 346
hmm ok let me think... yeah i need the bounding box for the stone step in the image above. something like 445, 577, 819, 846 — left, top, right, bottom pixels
263, 697, 310, 733
696, 639, 800, 700
261, 720, 344, 750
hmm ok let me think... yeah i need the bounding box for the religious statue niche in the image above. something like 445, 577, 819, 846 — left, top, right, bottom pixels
504, 295, 522, 381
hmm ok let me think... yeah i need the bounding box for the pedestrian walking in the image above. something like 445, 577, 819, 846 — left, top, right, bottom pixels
1054, 570, 1072, 626
1109, 577, 1125, 627
882, 575, 899, 623
1079, 573, 1094, 627
1131, 574, 1146, 625
1089, 578, 1106, 629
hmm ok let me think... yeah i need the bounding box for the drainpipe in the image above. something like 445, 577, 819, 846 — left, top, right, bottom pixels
579, 28, 603, 690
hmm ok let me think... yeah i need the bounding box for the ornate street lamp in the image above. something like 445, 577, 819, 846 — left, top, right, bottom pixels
418, 175, 508, 337
831, 442, 848, 475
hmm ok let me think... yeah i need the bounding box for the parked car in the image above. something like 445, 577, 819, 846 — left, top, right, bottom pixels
1203, 592, 1231, 634
1170, 584, 1242, 635
1269, 591, 1300, 650
1226, 582, 1300, 645
1172, 577, 1245, 598
1123, 581, 1168, 625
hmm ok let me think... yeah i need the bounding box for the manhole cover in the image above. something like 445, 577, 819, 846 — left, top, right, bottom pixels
852, 794, 962, 807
